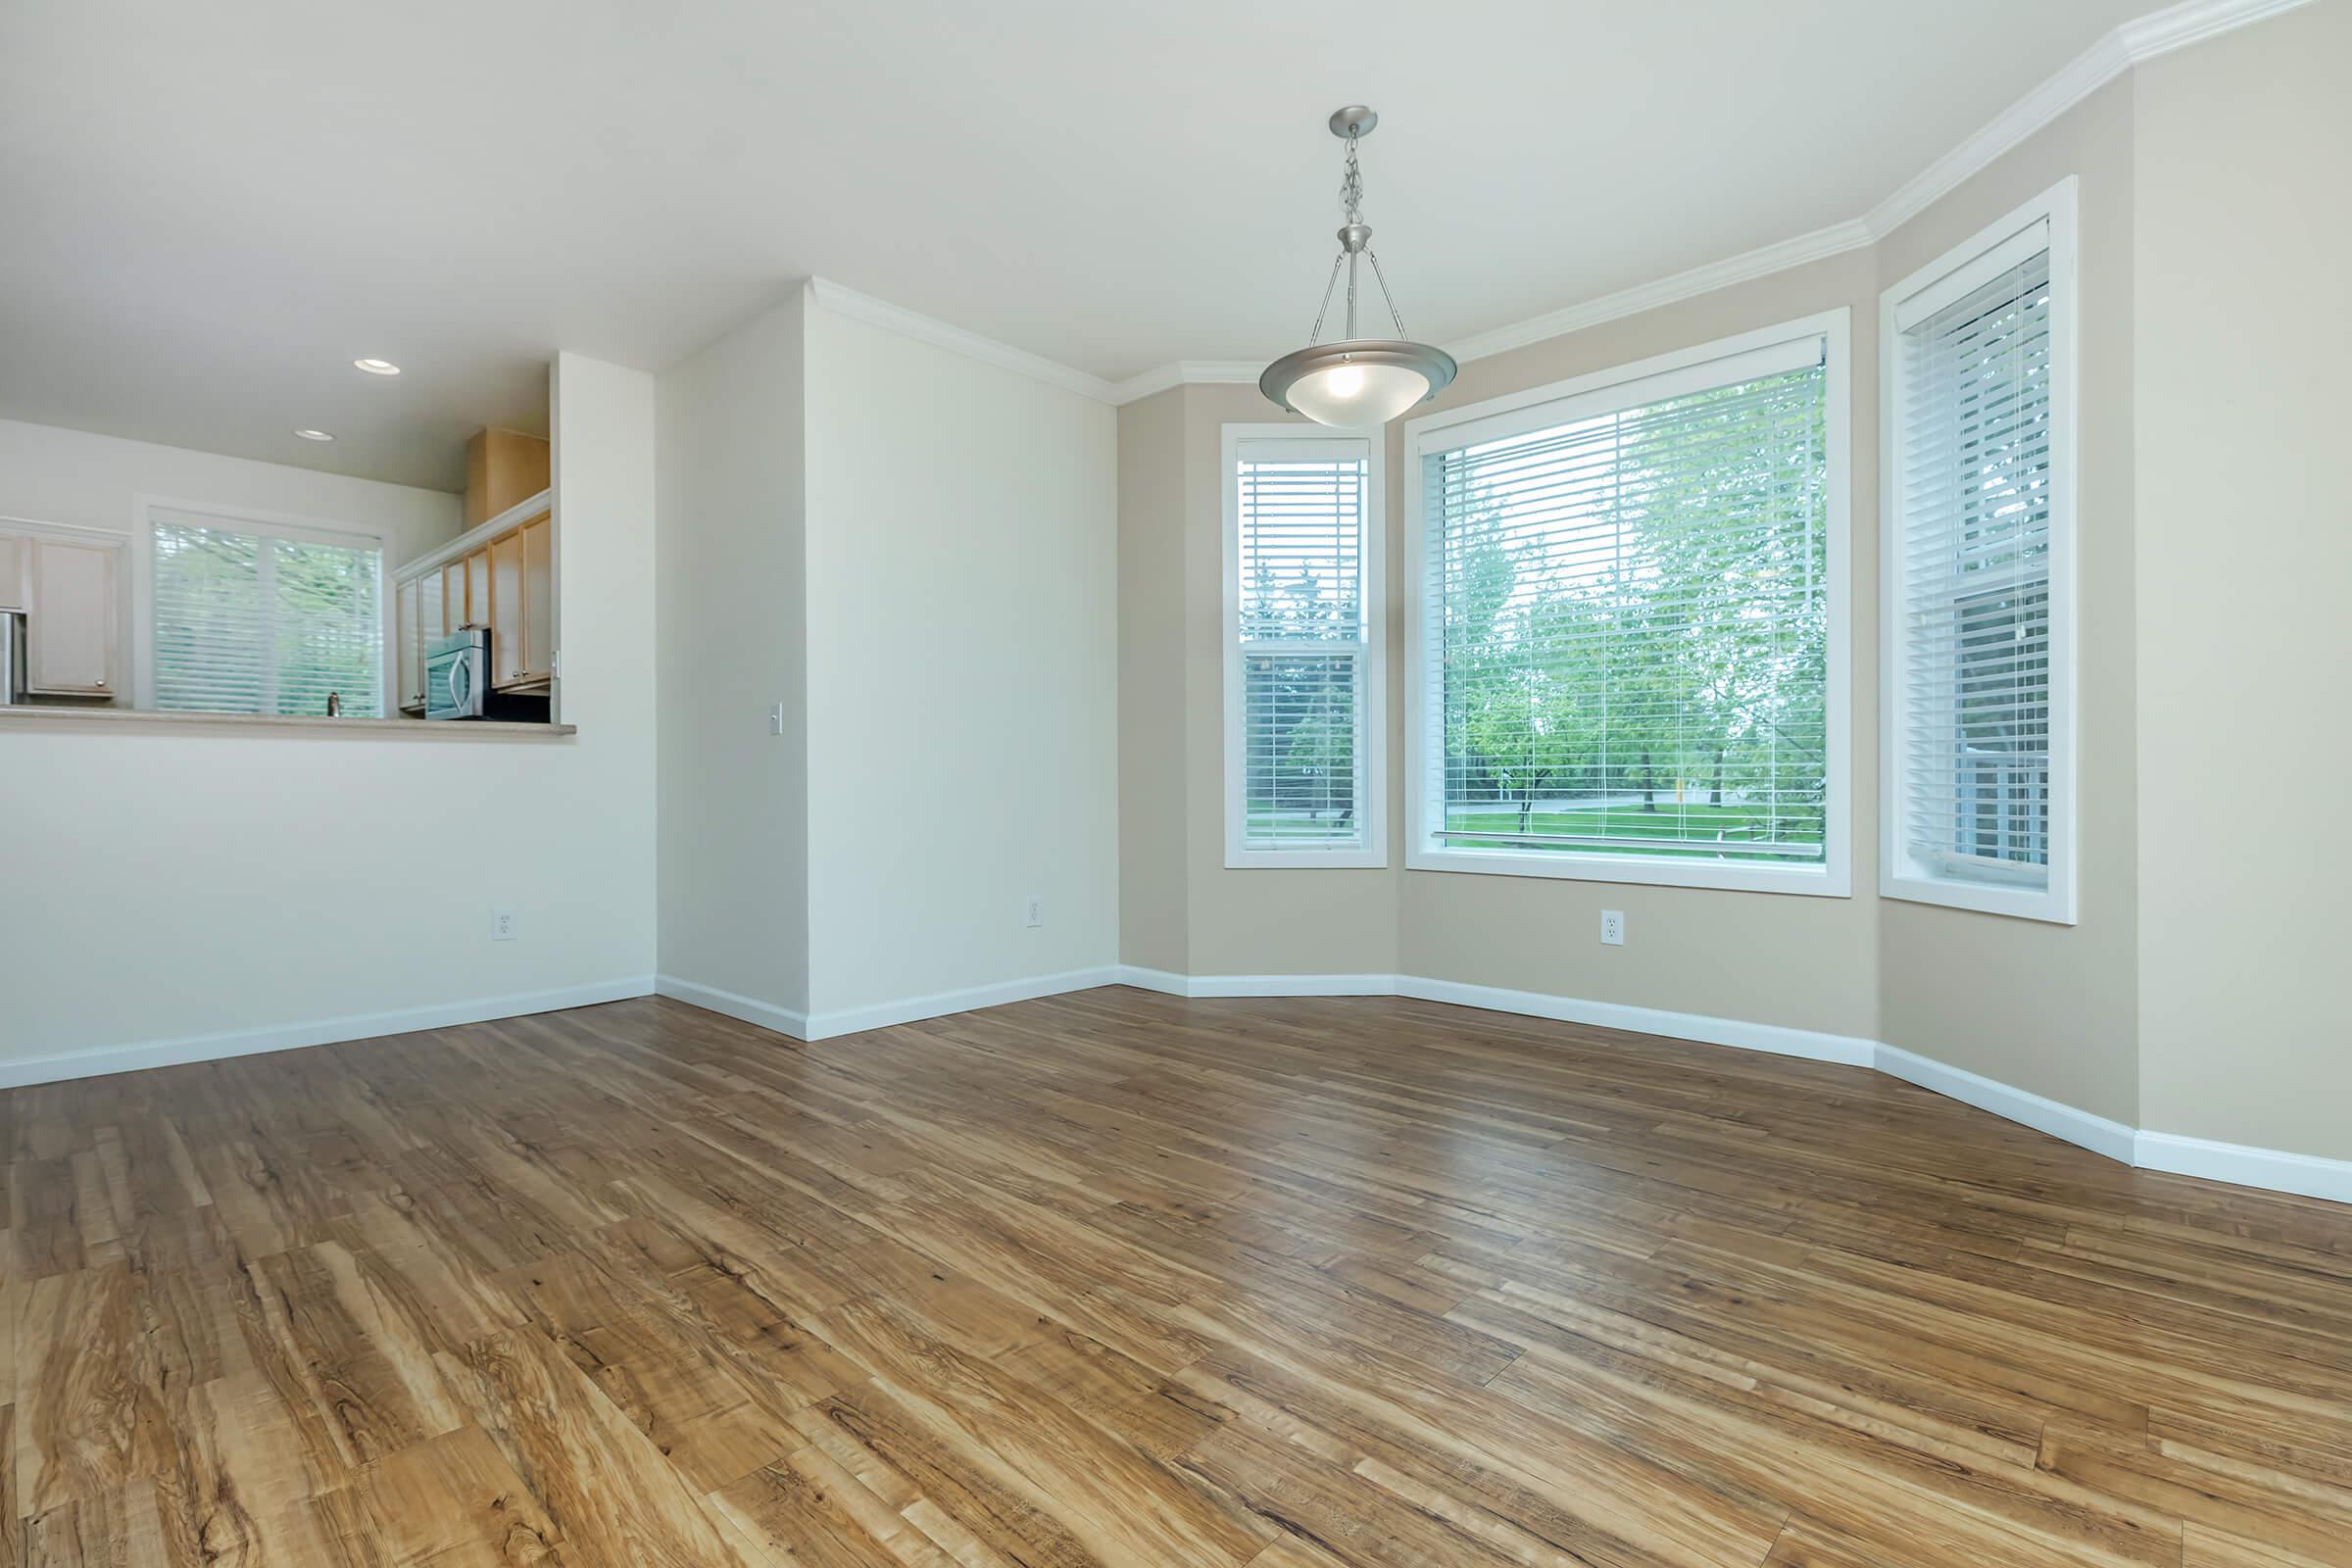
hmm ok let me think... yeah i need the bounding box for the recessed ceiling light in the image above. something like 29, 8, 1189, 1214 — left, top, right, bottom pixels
294, 428, 335, 441
353, 358, 401, 375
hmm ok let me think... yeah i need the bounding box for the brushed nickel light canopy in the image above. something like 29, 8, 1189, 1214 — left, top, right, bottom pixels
1260, 106, 1455, 426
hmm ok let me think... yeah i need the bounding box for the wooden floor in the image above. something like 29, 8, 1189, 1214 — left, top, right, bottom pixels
4, 990, 2351, 1566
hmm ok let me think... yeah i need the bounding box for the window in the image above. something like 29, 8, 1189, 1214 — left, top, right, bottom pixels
1882, 179, 2076, 923
1222, 425, 1385, 867
144, 505, 386, 716
1405, 315, 1850, 894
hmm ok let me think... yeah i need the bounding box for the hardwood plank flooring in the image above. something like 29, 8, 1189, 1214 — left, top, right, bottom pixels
6, 988, 2351, 1565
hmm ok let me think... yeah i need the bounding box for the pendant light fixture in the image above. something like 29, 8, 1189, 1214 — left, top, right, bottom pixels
1260, 106, 1456, 426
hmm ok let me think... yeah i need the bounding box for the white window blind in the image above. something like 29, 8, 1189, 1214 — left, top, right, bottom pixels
151, 515, 384, 716
1890, 219, 2063, 906
1419, 341, 1832, 871
1229, 435, 1375, 858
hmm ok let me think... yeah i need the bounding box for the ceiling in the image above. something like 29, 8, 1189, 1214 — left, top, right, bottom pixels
1, 0, 2154, 492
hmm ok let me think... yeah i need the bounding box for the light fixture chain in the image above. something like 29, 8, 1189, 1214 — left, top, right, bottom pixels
1340, 134, 1364, 225
1307, 253, 1346, 346
1365, 248, 1408, 337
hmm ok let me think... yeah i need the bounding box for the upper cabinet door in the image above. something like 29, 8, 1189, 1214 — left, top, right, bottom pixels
465, 550, 489, 637
0, 535, 25, 613
489, 529, 523, 689
443, 561, 468, 630
519, 513, 553, 682
26, 537, 117, 696
396, 576, 422, 710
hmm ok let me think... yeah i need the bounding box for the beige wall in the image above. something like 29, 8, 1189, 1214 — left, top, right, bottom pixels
2133, 2, 2352, 1159
1114, 259, 1877, 1026
1115, 383, 1402, 978
1113, 13, 2342, 1165
1391, 253, 1882, 1040
1874, 79, 2142, 1125
1116, 387, 1191, 974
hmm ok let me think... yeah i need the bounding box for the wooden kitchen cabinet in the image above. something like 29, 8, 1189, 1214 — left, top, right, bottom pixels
0, 535, 24, 612
465, 550, 490, 633
519, 513, 553, 684
393, 495, 555, 704
26, 537, 117, 697
490, 529, 523, 688
464, 428, 551, 529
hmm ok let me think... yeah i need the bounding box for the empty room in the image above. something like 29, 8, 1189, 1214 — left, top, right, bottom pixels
2, 0, 2347, 1562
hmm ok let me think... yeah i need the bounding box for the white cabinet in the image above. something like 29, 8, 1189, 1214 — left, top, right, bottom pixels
26, 537, 117, 697
0, 535, 24, 612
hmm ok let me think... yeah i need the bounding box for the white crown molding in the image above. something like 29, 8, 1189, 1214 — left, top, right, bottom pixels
2116, 0, 2317, 56
804, 277, 1122, 404
1108, 361, 1261, 404
803, 0, 2307, 407
1862, 0, 2313, 239
1442, 220, 1877, 367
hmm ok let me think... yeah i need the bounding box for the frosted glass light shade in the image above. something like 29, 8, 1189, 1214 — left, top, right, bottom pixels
1260, 339, 1457, 427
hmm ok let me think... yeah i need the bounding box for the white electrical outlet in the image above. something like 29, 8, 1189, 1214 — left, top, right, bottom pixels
492, 910, 518, 942
768, 703, 786, 736
1024, 896, 1044, 929
1599, 909, 1626, 946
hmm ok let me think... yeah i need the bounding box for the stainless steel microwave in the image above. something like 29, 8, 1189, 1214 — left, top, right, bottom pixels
425, 627, 489, 719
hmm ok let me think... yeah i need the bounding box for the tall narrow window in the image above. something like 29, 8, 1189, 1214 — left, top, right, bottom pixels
1883, 180, 2076, 922
149, 509, 385, 716
1404, 316, 1850, 895
1223, 426, 1385, 867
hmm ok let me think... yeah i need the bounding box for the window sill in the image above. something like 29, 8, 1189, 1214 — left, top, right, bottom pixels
1225, 847, 1389, 870
0, 705, 575, 739
1882, 869, 2074, 924
1407, 843, 1847, 897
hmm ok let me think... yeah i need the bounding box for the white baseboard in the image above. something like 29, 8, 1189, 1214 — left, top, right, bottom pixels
1396, 976, 1879, 1068
802, 964, 1125, 1041
1108, 966, 2346, 1206
18, 962, 2343, 1209
1872, 1043, 2138, 1164
655, 974, 811, 1041
2132, 1130, 2352, 1206
1111, 966, 1400, 999
1114, 965, 1193, 997
0, 975, 658, 1091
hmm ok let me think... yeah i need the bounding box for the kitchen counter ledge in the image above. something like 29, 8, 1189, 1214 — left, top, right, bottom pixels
0, 705, 575, 738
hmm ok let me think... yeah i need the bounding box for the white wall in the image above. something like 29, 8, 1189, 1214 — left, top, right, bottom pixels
656, 294, 809, 1017
0, 357, 658, 1081
0, 416, 464, 569
803, 304, 1119, 1016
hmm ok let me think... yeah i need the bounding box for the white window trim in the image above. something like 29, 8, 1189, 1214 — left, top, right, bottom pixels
131, 494, 390, 713
1402, 311, 1853, 897
1878, 177, 2079, 925
1221, 422, 1389, 869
